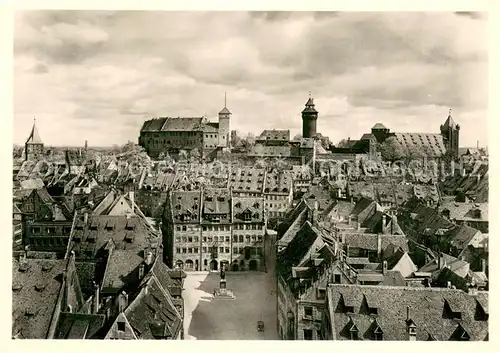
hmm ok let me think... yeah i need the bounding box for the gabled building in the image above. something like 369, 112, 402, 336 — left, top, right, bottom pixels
323, 284, 488, 341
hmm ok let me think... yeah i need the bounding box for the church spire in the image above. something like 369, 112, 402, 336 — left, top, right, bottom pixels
26, 118, 43, 144
219, 93, 231, 115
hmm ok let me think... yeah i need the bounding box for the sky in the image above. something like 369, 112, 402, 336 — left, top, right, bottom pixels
13, 11, 489, 147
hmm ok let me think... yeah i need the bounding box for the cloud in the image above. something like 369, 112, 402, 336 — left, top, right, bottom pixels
14, 11, 488, 148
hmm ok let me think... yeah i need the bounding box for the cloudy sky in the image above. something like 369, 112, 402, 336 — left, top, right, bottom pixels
13, 11, 488, 147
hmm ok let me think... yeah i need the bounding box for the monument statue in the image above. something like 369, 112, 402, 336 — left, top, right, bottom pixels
220, 264, 226, 280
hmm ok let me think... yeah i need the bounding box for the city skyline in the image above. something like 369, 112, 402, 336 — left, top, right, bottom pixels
14, 11, 488, 147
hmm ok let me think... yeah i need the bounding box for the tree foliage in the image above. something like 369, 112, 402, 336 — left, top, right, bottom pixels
378, 136, 404, 161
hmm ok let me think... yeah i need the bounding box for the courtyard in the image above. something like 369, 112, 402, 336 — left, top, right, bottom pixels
183, 270, 279, 340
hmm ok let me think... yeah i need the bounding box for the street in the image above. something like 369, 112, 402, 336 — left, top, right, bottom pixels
183, 271, 279, 340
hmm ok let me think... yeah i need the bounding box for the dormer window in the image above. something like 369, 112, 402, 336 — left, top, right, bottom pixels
444, 299, 462, 320
349, 323, 359, 340
373, 325, 383, 340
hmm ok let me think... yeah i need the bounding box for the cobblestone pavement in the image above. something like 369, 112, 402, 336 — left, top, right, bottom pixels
183, 271, 279, 340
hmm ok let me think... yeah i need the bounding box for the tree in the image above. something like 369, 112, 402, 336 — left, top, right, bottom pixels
378, 136, 404, 161
336, 139, 350, 148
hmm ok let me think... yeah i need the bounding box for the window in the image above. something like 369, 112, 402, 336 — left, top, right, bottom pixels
194, 248, 199, 254
225, 247, 230, 253
219, 247, 224, 253
225, 236, 230, 242
188, 237, 193, 242
182, 226, 187, 231
117, 322, 126, 332
317, 330, 322, 340
233, 247, 239, 254
303, 329, 313, 340
182, 248, 187, 254
203, 226, 207, 231
203, 247, 207, 253
203, 236, 207, 242
334, 274, 341, 284
188, 248, 193, 253
304, 306, 313, 319
373, 326, 383, 340
176, 248, 181, 253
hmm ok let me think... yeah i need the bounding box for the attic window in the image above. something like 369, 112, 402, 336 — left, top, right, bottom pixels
12, 283, 23, 291
206, 197, 213, 202
349, 324, 359, 340
218, 197, 225, 202
25, 308, 37, 317
444, 300, 462, 320
87, 234, 97, 243
35, 282, 48, 292
235, 202, 241, 208
125, 233, 135, 243
89, 221, 98, 230
105, 221, 115, 231
125, 221, 136, 231
253, 203, 260, 209
118, 321, 126, 332
175, 204, 181, 210
18, 262, 31, 272
373, 325, 383, 340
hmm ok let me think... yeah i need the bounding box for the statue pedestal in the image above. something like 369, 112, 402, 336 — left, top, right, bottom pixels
213, 279, 235, 300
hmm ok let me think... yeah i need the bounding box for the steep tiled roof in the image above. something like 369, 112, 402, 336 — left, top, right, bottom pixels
140, 118, 168, 132
264, 169, 293, 194
26, 121, 43, 144
171, 191, 201, 224
277, 221, 321, 279
161, 117, 204, 131
219, 107, 231, 114
393, 133, 447, 157
68, 214, 160, 260
101, 250, 145, 294
123, 276, 182, 339
228, 166, 265, 193
448, 224, 481, 252
440, 201, 488, 223
12, 258, 68, 338
343, 233, 409, 253
327, 284, 488, 341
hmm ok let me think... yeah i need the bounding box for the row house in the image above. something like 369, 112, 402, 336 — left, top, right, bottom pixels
323, 283, 488, 341
16, 187, 74, 256
264, 169, 294, 220
166, 188, 267, 271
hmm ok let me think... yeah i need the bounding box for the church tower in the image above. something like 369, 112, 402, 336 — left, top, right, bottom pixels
440, 109, 460, 158
302, 94, 318, 138
25, 119, 44, 161
218, 93, 231, 148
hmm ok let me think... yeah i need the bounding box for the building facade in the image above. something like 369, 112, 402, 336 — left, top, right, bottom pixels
138, 102, 231, 158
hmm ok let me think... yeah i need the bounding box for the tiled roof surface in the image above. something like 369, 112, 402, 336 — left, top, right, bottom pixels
69, 215, 160, 259
440, 201, 488, 222
26, 122, 43, 144
228, 166, 265, 193
343, 233, 409, 253
264, 169, 293, 194
12, 258, 68, 339
201, 188, 231, 223
20, 178, 45, 190
249, 144, 292, 157
102, 250, 145, 293
448, 224, 481, 252
232, 196, 265, 223
75, 262, 98, 300
140, 118, 168, 132
161, 117, 204, 131
327, 284, 488, 341
171, 191, 201, 223
124, 276, 182, 339
277, 221, 320, 279
393, 133, 447, 157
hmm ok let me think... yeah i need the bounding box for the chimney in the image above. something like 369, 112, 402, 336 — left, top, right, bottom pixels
382, 214, 387, 229
139, 263, 145, 279
118, 291, 128, 312
84, 212, 88, 225
129, 191, 135, 213
407, 306, 410, 321
382, 260, 388, 275
92, 281, 100, 314
447, 281, 452, 289
377, 233, 382, 258
145, 251, 154, 266
481, 259, 486, 273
